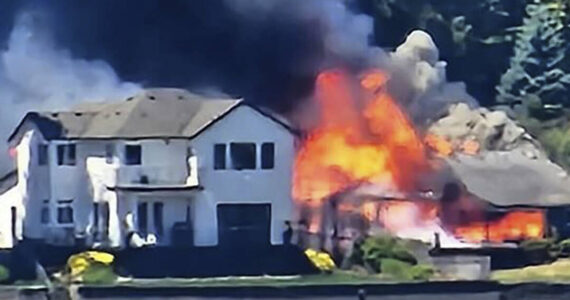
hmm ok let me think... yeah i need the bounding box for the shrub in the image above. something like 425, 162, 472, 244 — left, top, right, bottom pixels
409, 264, 435, 281
0, 265, 10, 283
520, 238, 557, 265
380, 258, 412, 280
358, 234, 418, 272
81, 263, 117, 285
66, 251, 117, 284
304, 249, 336, 272
558, 239, 570, 257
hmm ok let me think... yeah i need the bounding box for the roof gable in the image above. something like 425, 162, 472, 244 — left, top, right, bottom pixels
8, 88, 295, 142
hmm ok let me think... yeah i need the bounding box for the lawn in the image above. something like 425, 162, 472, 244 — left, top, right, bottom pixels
491, 259, 570, 283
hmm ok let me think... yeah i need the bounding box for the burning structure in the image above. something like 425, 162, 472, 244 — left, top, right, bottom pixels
0, 21, 568, 276
291, 31, 570, 254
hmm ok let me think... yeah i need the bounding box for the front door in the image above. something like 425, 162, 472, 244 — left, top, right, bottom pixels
217, 204, 271, 249
137, 201, 164, 241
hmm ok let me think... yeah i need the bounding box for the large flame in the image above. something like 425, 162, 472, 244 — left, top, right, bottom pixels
292, 68, 545, 245
293, 69, 429, 204
454, 211, 544, 243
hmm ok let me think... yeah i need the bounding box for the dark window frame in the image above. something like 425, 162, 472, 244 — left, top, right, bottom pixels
57, 144, 76, 166
213, 144, 226, 170
125, 144, 142, 165
261, 143, 275, 169
230, 142, 256, 170
57, 200, 74, 224
40, 200, 50, 224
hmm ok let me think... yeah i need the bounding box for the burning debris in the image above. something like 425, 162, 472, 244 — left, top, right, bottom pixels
426, 103, 543, 159
292, 30, 570, 252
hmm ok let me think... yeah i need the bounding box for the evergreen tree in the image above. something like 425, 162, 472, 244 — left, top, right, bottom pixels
497, 0, 570, 119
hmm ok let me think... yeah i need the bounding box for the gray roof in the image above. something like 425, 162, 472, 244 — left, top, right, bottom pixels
9, 88, 289, 141
0, 170, 17, 195
446, 152, 570, 207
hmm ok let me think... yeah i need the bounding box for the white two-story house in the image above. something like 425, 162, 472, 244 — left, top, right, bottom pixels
0, 88, 296, 249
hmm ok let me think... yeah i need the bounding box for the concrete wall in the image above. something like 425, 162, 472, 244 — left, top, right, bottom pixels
191, 106, 295, 246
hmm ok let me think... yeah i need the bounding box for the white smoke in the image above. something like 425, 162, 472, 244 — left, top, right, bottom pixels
0, 12, 140, 175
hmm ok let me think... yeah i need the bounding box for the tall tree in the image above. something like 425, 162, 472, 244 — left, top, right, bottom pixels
497, 0, 570, 119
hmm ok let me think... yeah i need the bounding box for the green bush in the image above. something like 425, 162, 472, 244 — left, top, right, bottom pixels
558, 239, 570, 257
0, 265, 9, 283
409, 264, 436, 281
358, 234, 418, 272
379, 259, 435, 281
81, 263, 117, 285
380, 258, 412, 280
521, 238, 558, 265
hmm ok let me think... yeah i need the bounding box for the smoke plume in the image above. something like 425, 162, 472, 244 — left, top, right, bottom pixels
0, 12, 140, 174
0, 0, 476, 175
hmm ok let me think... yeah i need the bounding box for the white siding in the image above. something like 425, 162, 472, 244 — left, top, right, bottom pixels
0, 186, 23, 248
191, 106, 295, 246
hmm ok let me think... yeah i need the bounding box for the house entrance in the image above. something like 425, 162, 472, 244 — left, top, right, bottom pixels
137, 201, 164, 240
217, 204, 271, 249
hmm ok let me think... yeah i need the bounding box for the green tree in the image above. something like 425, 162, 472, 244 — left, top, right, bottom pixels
497, 0, 570, 119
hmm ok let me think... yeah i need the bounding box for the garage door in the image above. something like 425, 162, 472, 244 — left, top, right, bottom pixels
217, 204, 271, 249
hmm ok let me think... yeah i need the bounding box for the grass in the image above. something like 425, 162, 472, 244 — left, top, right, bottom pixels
103, 271, 404, 288
492, 259, 570, 283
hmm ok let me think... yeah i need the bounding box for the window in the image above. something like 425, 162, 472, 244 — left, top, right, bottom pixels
57, 200, 74, 224
125, 145, 142, 165
40, 200, 50, 224
153, 202, 164, 237
105, 144, 114, 164
261, 143, 275, 169
57, 144, 76, 166
214, 144, 226, 170
93, 203, 100, 236
38, 144, 48, 165
137, 202, 148, 234
230, 143, 256, 170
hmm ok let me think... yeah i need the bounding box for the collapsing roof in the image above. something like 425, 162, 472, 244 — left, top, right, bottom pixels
446, 151, 570, 208
8, 88, 294, 142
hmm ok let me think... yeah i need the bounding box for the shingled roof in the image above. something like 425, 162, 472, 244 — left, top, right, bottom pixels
8, 88, 292, 141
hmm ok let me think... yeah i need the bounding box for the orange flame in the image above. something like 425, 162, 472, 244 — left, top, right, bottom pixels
424, 134, 453, 157
454, 211, 544, 243
292, 69, 545, 244
293, 69, 429, 203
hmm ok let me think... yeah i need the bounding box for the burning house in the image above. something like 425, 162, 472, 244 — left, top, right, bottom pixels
290, 31, 570, 255
0, 24, 568, 278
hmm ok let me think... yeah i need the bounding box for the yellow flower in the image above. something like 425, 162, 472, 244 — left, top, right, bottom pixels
85, 251, 114, 265
304, 248, 336, 272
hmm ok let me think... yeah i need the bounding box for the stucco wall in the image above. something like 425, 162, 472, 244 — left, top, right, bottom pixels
191, 106, 295, 246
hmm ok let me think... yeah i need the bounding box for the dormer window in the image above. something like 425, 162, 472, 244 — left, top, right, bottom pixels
125, 145, 142, 165
57, 144, 76, 166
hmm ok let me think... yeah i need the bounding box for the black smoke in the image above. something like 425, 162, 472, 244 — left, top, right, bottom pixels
1, 0, 381, 113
